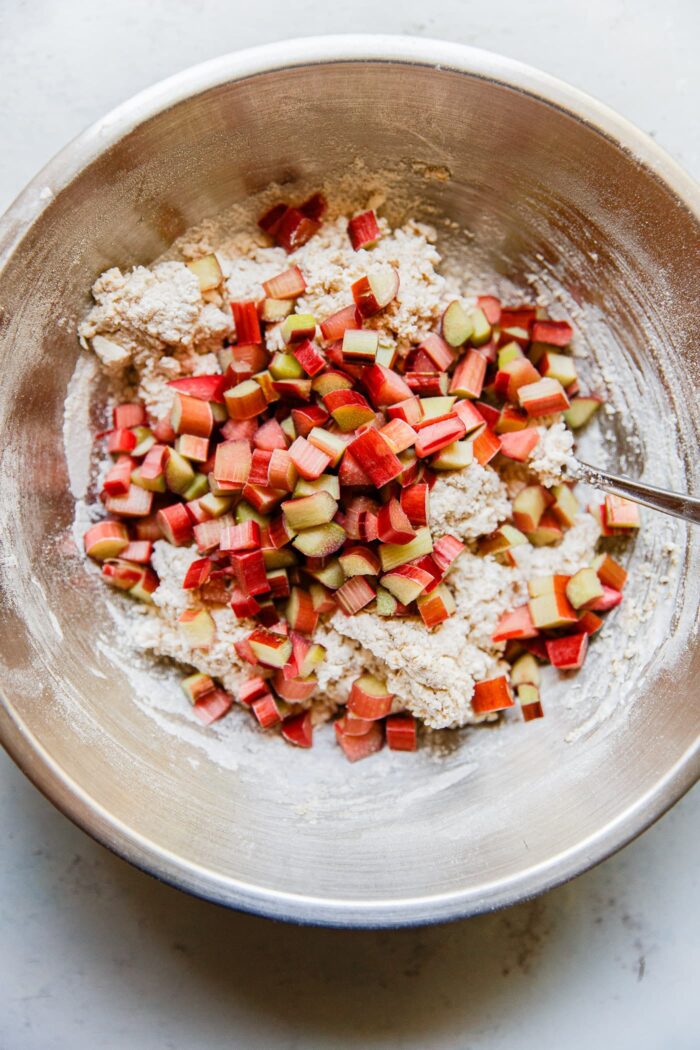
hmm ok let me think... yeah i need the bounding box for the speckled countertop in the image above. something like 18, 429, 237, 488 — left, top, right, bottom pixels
0, 3, 698, 1048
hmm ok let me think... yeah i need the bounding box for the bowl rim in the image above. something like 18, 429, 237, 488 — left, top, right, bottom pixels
0, 35, 698, 928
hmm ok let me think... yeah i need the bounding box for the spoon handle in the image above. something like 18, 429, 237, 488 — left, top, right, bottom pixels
575, 460, 700, 526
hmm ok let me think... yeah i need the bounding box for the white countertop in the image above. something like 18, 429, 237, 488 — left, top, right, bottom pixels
1, 3, 698, 1047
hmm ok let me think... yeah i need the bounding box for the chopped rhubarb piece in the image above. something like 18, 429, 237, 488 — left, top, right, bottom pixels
495, 357, 541, 401
379, 526, 433, 572
510, 653, 541, 687
528, 510, 564, 547
221, 417, 257, 443
193, 517, 225, 553
286, 587, 319, 634
348, 209, 380, 251
476, 295, 502, 325
323, 388, 374, 431
238, 677, 269, 706
492, 605, 539, 642
119, 540, 152, 564
155, 503, 192, 546
441, 300, 472, 347
538, 351, 577, 388
550, 483, 579, 527
379, 418, 416, 454
335, 576, 375, 615
182, 557, 212, 589
281, 710, 313, 748
431, 439, 473, 471
231, 299, 262, 344
167, 374, 226, 403
604, 494, 641, 529
417, 582, 456, 625
577, 610, 604, 635
175, 434, 209, 463
335, 719, 384, 762
291, 339, 326, 377
230, 588, 262, 617
272, 672, 317, 702
214, 440, 251, 488
193, 689, 233, 725
472, 675, 514, 714
592, 553, 628, 591
517, 683, 544, 722
513, 485, 551, 532
453, 399, 487, 434
362, 363, 413, 407
105, 485, 153, 518
414, 415, 466, 458
181, 672, 216, 704
293, 522, 346, 558
479, 524, 527, 556
386, 714, 418, 751
101, 559, 143, 590
178, 608, 215, 649
341, 328, 378, 363
495, 405, 529, 434
258, 202, 288, 236
102, 456, 134, 497
342, 712, 375, 736
281, 312, 317, 345
248, 628, 292, 668
171, 393, 214, 438
113, 403, 146, 429
107, 428, 137, 455
267, 448, 297, 491
351, 266, 400, 318
432, 534, 465, 573
405, 372, 449, 397
224, 379, 267, 420
529, 591, 578, 629
252, 692, 283, 728
320, 305, 362, 342
376, 499, 415, 544
339, 545, 381, 577
498, 427, 540, 462
565, 567, 604, 610
381, 563, 433, 604
400, 483, 429, 527
387, 396, 423, 426
546, 632, 589, 670
289, 436, 332, 480
234, 637, 259, 666
588, 585, 623, 612
518, 377, 570, 416
247, 448, 272, 487
348, 675, 393, 719
187, 252, 223, 293
283, 491, 338, 531
220, 520, 261, 552
299, 192, 327, 221
564, 396, 603, 429
473, 401, 500, 428
262, 265, 306, 300
532, 319, 573, 347
275, 208, 320, 253
418, 334, 454, 372
469, 426, 500, 466
500, 306, 536, 330
255, 418, 288, 451
450, 350, 487, 399
231, 550, 271, 596
347, 428, 403, 487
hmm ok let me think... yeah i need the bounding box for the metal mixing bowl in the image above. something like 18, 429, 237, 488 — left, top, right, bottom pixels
0, 37, 698, 927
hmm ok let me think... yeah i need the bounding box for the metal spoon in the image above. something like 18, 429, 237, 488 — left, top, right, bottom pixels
574, 460, 700, 526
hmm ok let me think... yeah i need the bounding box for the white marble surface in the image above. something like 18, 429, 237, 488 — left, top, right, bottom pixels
0, 2, 698, 1047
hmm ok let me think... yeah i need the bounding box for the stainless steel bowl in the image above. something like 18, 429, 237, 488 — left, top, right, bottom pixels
0, 37, 698, 927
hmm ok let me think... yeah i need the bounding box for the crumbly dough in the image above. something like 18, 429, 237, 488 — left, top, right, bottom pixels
83, 203, 600, 731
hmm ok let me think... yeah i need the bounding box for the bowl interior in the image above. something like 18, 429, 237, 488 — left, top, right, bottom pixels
0, 47, 698, 925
